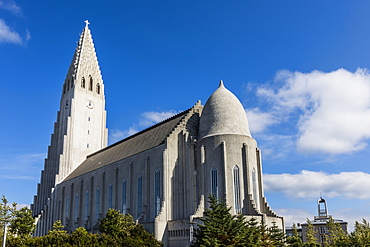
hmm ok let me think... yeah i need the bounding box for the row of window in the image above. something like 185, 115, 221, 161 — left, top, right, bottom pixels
81, 76, 100, 94
62, 76, 101, 95
210, 166, 258, 214
64, 169, 161, 223
168, 229, 191, 238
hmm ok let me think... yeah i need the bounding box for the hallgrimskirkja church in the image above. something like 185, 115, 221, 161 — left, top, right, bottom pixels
31, 22, 283, 247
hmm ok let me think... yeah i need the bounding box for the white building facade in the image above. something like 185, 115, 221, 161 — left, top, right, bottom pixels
32, 22, 283, 247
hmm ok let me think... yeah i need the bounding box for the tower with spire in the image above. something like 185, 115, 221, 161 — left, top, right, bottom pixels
32, 21, 108, 235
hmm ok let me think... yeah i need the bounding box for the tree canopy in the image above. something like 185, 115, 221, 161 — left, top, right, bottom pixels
191, 195, 284, 247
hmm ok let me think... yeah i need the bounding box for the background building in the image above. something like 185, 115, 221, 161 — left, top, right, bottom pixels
32, 22, 283, 247
286, 197, 348, 245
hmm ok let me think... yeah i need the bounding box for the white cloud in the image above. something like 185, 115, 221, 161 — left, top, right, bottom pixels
0, 152, 44, 182
139, 110, 178, 127
109, 110, 179, 144
255, 134, 295, 159
264, 170, 370, 199
25, 28, 31, 41
274, 208, 311, 228
0, 0, 23, 16
16, 203, 30, 210
109, 128, 139, 144
0, 18, 22, 44
246, 108, 277, 133
254, 68, 370, 154
0, 175, 35, 180
0, 153, 45, 171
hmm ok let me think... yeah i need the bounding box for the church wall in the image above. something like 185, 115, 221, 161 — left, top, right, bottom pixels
198, 134, 260, 214
160, 109, 200, 247
53, 143, 166, 234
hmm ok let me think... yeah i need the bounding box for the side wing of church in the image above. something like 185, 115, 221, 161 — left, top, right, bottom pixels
32, 22, 283, 247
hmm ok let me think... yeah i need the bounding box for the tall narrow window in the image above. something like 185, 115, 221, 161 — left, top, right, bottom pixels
67, 79, 70, 90
63, 84, 66, 94
81, 77, 85, 88
58, 200, 61, 220
85, 190, 89, 219
122, 179, 127, 214
65, 196, 70, 220
137, 174, 142, 217
75, 194, 79, 220
96, 187, 100, 221
211, 167, 218, 198
252, 168, 259, 208
89, 76, 93, 91
96, 83, 100, 94
108, 184, 113, 209
155, 168, 161, 216
233, 166, 241, 214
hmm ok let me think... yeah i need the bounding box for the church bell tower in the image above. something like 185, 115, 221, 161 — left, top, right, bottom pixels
32, 21, 108, 234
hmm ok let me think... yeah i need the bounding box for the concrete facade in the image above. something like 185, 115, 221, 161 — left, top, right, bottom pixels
32, 22, 283, 246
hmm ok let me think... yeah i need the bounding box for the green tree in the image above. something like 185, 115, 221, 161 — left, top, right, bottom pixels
325, 216, 350, 246
99, 208, 163, 247
268, 221, 285, 246
350, 218, 370, 246
44, 220, 69, 246
0, 195, 17, 247
69, 227, 100, 247
9, 207, 35, 237
49, 220, 66, 235
242, 217, 261, 245
192, 195, 261, 247
303, 219, 320, 247
99, 208, 135, 238
286, 223, 303, 247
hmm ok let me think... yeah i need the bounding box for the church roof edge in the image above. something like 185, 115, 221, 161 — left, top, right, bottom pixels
88, 107, 193, 158
61, 102, 203, 182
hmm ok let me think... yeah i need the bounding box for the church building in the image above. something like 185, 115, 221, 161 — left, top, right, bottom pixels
31, 21, 283, 247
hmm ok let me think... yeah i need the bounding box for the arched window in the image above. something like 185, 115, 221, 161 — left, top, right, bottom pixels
108, 184, 113, 209
233, 166, 241, 214
122, 179, 127, 214
63, 84, 66, 94
67, 79, 70, 90
85, 190, 89, 219
75, 194, 79, 219
137, 174, 142, 217
89, 76, 93, 91
211, 167, 218, 198
252, 168, 259, 208
96, 187, 100, 221
96, 83, 100, 94
65, 196, 70, 220
81, 77, 85, 88
155, 168, 161, 216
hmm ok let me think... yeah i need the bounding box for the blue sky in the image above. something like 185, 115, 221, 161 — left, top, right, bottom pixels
1, 0, 370, 231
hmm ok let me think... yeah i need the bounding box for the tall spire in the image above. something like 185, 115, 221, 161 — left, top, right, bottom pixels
66, 21, 102, 87
32, 22, 107, 235
59, 20, 107, 178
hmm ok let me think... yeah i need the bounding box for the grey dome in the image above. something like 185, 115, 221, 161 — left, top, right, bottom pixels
199, 81, 251, 139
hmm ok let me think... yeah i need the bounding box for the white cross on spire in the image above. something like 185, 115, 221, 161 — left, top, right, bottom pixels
84, 20, 90, 27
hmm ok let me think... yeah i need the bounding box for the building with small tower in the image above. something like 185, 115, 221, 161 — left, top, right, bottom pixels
286, 197, 348, 245
31, 21, 283, 247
